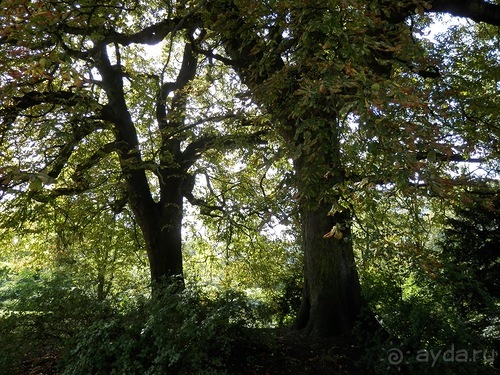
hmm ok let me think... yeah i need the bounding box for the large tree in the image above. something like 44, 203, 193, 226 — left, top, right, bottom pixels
201, 0, 500, 336
0, 1, 264, 286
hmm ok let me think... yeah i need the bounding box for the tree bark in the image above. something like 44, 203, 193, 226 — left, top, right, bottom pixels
144, 182, 184, 286
295, 203, 364, 336
293, 151, 365, 337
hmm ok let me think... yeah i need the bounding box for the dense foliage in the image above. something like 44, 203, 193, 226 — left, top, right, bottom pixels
1, 0, 499, 373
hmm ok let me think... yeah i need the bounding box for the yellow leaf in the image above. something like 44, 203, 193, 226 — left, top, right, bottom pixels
323, 224, 343, 240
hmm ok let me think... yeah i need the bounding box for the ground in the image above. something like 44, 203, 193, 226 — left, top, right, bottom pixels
226, 328, 372, 375
20, 328, 373, 375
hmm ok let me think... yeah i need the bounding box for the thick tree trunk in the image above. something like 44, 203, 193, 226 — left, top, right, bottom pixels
138, 184, 184, 287
287, 114, 369, 337
294, 201, 365, 336
146, 205, 184, 285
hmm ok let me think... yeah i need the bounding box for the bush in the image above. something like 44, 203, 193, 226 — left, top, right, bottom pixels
0, 269, 111, 374
61, 283, 262, 375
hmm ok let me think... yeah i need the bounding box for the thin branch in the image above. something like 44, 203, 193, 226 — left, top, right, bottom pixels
415, 150, 488, 163
166, 114, 239, 138
181, 130, 268, 170
71, 142, 119, 183
46, 121, 103, 179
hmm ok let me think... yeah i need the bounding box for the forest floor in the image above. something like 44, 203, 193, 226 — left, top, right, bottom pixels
21, 328, 373, 375
226, 328, 373, 375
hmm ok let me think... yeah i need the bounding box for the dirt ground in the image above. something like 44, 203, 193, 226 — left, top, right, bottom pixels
225, 328, 372, 375
21, 328, 373, 375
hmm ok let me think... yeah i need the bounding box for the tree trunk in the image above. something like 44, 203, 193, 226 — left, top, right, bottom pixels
294, 200, 365, 337
146, 206, 184, 285
133, 181, 185, 287
97, 43, 187, 288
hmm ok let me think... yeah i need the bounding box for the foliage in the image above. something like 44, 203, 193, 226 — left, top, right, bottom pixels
0, 266, 272, 374
183, 146, 302, 326
1, 0, 500, 373
61, 283, 267, 375
436, 190, 500, 353
0, 192, 149, 301
338, 13, 500, 372
355, 186, 499, 374
439, 191, 500, 301
0, 269, 113, 373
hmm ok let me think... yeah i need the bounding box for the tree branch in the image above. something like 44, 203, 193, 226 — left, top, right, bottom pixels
2, 89, 102, 127
385, 0, 500, 26
58, 2, 205, 60
60, 18, 183, 48
157, 39, 199, 189
71, 142, 119, 184
19, 90, 82, 107
416, 150, 488, 163
429, 0, 500, 26
93, 44, 157, 214
158, 41, 198, 132
46, 121, 103, 179
181, 129, 267, 170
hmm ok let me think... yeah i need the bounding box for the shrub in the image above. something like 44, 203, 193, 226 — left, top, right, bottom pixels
0, 269, 111, 374
61, 284, 261, 375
